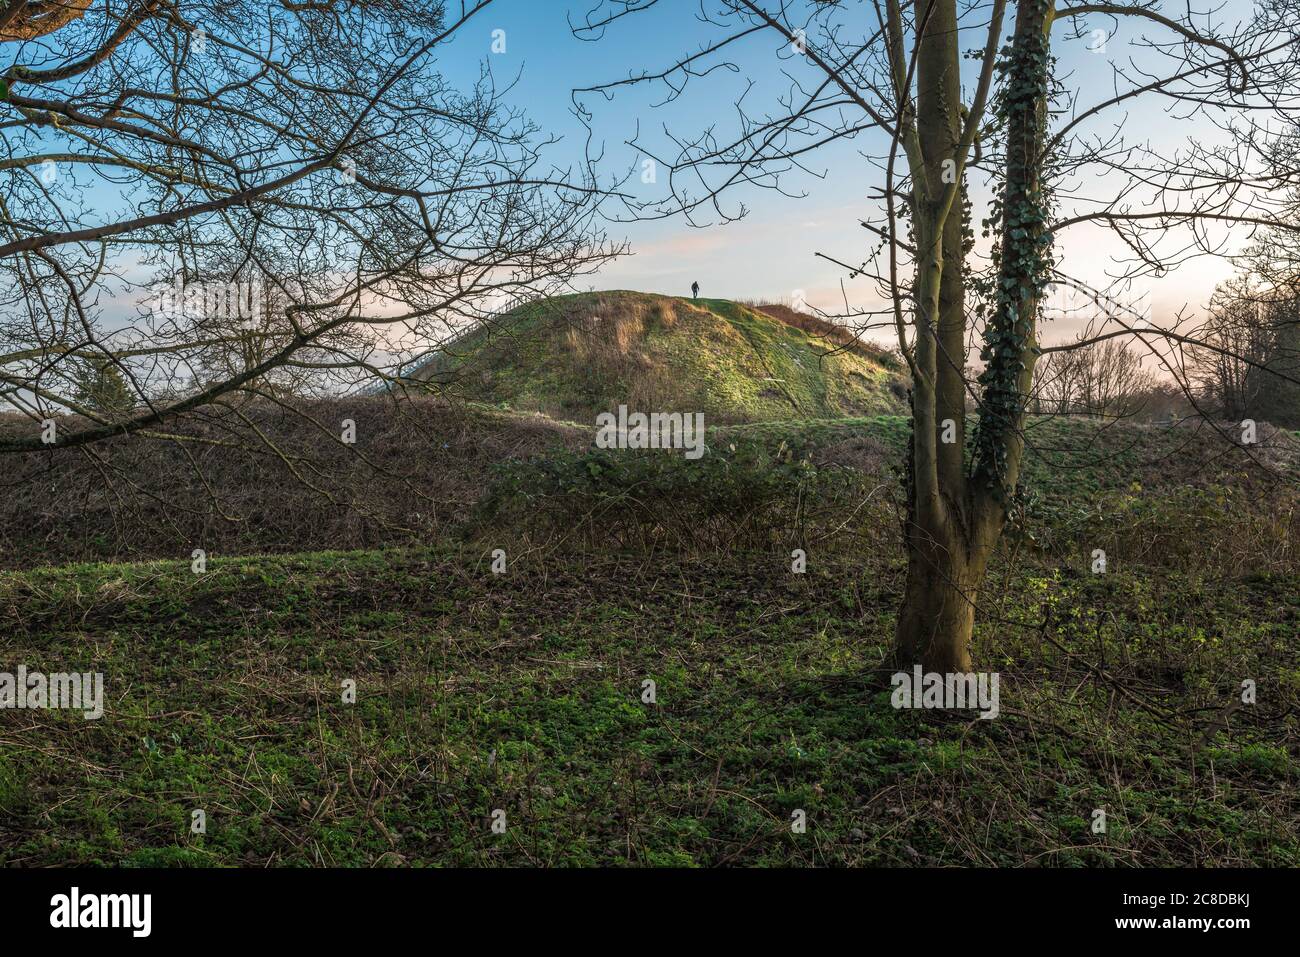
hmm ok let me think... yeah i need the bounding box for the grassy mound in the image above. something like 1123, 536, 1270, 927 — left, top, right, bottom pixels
409, 291, 908, 423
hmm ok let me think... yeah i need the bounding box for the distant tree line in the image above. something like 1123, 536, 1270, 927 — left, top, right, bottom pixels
1192, 278, 1300, 428
1030, 279, 1299, 427
1031, 126, 1300, 428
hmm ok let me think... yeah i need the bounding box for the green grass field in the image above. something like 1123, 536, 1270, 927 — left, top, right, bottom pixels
4, 352, 1299, 866
3, 540, 1296, 866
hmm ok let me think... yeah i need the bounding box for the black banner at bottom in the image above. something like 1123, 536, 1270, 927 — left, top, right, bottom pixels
0, 867, 1284, 943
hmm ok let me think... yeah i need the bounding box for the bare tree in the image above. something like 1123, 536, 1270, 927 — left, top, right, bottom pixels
0, 0, 622, 453
1254, 294, 1300, 424
1036, 337, 1154, 417
1191, 274, 1300, 424
574, 0, 1300, 670
1224, 157, 1300, 425
1190, 275, 1273, 419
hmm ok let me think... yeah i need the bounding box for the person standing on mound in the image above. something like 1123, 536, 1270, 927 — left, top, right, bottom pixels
691, 281, 699, 300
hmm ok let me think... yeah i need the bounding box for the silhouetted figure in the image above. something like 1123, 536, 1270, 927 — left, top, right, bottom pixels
691, 281, 699, 300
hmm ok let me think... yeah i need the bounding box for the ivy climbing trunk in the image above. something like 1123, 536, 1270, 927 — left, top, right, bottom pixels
892, 0, 1053, 674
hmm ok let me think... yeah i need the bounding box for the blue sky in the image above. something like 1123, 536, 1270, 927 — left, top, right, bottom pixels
431, 0, 1259, 345
54, 0, 1261, 351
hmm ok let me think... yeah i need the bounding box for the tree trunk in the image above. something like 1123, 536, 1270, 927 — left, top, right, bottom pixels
893, 516, 989, 673
891, 0, 1051, 674
892, 0, 982, 674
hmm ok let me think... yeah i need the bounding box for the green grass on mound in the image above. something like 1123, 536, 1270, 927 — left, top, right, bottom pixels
412, 291, 907, 423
